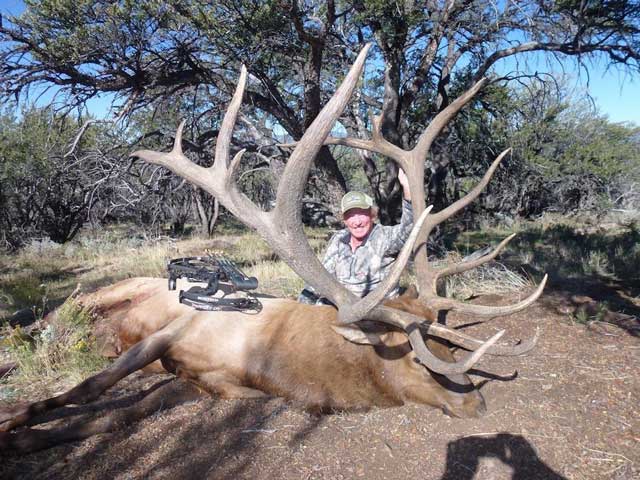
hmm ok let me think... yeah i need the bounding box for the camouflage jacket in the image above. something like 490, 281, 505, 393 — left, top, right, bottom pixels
298, 200, 414, 303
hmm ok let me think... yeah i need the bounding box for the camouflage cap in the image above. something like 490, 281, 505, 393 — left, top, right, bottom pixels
341, 191, 374, 214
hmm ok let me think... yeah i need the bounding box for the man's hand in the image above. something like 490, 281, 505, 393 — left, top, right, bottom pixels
398, 169, 411, 201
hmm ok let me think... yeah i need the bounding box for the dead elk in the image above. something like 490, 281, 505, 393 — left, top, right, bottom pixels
0, 45, 546, 453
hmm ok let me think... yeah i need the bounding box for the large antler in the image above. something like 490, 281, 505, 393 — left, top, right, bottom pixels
322, 111, 547, 317
132, 45, 538, 374
131, 46, 412, 318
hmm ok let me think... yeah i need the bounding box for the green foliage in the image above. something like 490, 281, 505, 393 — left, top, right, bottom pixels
516, 99, 640, 183
457, 219, 640, 283
447, 79, 640, 217
0, 106, 110, 247
571, 301, 609, 325
0, 277, 45, 314
0, 106, 77, 176
1, 298, 108, 399
1, 0, 639, 231
335, 145, 372, 192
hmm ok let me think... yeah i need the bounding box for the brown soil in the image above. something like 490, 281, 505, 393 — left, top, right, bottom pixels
0, 291, 638, 480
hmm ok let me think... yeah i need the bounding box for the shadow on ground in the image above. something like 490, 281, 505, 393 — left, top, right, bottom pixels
440, 433, 567, 480
452, 222, 640, 337
0, 375, 323, 479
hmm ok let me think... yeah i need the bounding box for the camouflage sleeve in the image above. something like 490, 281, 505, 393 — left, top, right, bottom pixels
297, 232, 341, 303
378, 199, 414, 255
320, 232, 341, 275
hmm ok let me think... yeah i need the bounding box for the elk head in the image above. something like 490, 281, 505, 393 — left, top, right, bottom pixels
132, 44, 546, 376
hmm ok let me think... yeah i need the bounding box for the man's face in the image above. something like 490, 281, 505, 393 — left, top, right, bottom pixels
343, 208, 373, 240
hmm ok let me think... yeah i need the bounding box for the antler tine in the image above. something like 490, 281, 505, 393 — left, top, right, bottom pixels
428, 274, 548, 317
132, 67, 264, 229
132, 121, 209, 188
369, 304, 538, 372
367, 305, 505, 373
374, 306, 539, 356
214, 65, 248, 171
322, 135, 409, 170
408, 148, 549, 318
338, 206, 433, 325
411, 77, 488, 165
415, 148, 513, 297
274, 44, 372, 219
313, 80, 489, 177
424, 233, 545, 319
224, 149, 247, 190
263, 44, 373, 308
322, 113, 410, 171
435, 233, 517, 281
423, 323, 540, 356
408, 328, 505, 374
423, 148, 511, 228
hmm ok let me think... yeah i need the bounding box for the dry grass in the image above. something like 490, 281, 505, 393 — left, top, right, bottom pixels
0, 224, 537, 400
1, 298, 108, 401
434, 252, 533, 300
246, 261, 305, 298
0, 225, 538, 316
399, 253, 532, 301
456, 215, 640, 284
0, 234, 220, 316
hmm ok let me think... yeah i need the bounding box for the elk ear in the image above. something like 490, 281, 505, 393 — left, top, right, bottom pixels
332, 323, 389, 345
402, 285, 419, 299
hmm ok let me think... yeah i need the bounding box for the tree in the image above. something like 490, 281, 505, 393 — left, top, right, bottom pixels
517, 98, 640, 214
463, 79, 640, 217
0, 106, 116, 247
1, 1, 638, 223
347, 0, 639, 217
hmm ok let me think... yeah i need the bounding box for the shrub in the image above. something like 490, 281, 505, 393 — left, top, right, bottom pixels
1, 298, 108, 400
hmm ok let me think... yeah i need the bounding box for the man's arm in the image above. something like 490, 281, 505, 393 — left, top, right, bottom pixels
382, 199, 414, 254
398, 168, 411, 202
379, 169, 414, 254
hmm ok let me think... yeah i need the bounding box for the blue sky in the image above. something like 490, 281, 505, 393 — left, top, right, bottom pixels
581, 69, 638, 124
493, 50, 640, 125
2, 0, 638, 125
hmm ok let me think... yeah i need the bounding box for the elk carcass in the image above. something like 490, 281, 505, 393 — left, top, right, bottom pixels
0, 45, 546, 452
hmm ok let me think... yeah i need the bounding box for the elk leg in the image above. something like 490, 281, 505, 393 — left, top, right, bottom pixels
210, 383, 269, 399
0, 378, 202, 453
188, 371, 269, 399
141, 359, 169, 374
0, 332, 174, 432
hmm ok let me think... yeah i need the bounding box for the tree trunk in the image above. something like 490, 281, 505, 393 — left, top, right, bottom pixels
194, 187, 219, 237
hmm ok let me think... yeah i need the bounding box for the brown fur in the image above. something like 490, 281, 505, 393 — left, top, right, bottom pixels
75, 277, 485, 418
0, 276, 490, 453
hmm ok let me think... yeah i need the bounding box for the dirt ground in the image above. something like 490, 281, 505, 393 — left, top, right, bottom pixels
0, 289, 638, 480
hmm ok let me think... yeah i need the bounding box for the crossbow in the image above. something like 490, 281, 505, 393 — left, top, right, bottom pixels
167, 255, 261, 311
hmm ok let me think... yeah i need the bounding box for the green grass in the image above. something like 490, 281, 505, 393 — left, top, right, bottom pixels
453, 218, 640, 284
1, 298, 109, 400
571, 301, 610, 325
